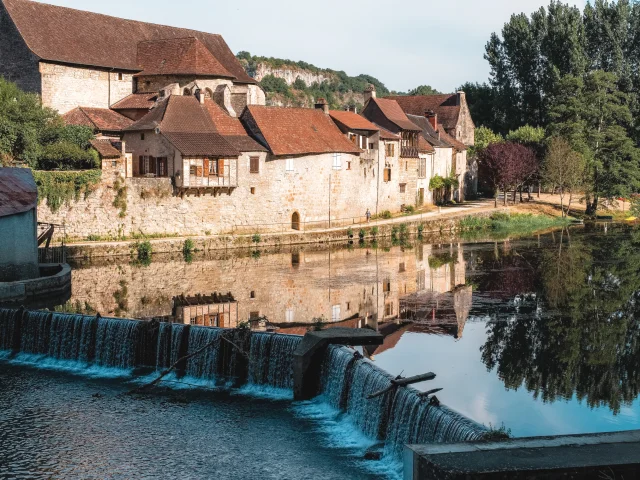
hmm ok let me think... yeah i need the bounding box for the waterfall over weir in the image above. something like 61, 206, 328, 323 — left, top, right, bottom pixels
1, 308, 488, 462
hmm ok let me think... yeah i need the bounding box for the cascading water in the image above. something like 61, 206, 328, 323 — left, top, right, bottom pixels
318, 345, 488, 460
248, 332, 301, 389
1, 308, 489, 465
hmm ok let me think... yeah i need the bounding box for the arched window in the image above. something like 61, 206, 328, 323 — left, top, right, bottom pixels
291, 212, 301, 231
205, 88, 213, 99
183, 88, 191, 96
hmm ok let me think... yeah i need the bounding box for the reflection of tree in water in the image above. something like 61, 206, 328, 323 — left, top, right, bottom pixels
479, 227, 640, 414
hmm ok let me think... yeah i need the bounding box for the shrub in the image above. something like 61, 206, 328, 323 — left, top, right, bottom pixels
252, 233, 261, 244
371, 226, 379, 237
183, 239, 195, 255
380, 210, 392, 219
33, 169, 101, 213
428, 252, 456, 269
417, 224, 424, 236
347, 227, 354, 238
358, 228, 366, 240
429, 175, 445, 190
399, 223, 408, 237
37, 141, 99, 170
403, 205, 415, 214
391, 225, 399, 240
135, 240, 152, 259
113, 178, 127, 218
631, 196, 640, 217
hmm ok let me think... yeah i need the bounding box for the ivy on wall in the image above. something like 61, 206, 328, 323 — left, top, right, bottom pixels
33, 169, 102, 213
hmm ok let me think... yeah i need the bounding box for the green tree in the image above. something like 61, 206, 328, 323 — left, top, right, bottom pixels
548, 70, 640, 214
292, 78, 307, 91
259, 74, 292, 96
37, 141, 99, 171
469, 126, 503, 158
407, 85, 441, 96
542, 137, 587, 216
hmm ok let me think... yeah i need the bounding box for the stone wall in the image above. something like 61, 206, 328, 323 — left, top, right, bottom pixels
0, 3, 41, 94
40, 62, 134, 114
457, 93, 475, 146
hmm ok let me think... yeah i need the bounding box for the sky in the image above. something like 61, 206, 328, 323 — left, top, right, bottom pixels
45, 0, 585, 93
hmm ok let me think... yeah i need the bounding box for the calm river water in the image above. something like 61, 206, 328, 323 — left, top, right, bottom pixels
6, 223, 640, 440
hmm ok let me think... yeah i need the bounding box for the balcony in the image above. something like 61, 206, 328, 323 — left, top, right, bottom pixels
401, 146, 419, 158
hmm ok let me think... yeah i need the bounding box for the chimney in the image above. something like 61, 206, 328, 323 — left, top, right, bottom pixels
345, 104, 358, 114
364, 84, 376, 103
426, 109, 438, 130
456, 91, 465, 107
315, 97, 329, 114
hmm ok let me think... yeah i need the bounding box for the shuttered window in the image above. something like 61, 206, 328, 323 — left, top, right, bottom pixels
385, 143, 395, 157
384, 168, 391, 182
332, 153, 342, 170
208, 159, 218, 175
400, 183, 406, 193
250, 156, 259, 173
203, 158, 209, 175
218, 159, 225, 176
195, 166, 203, 177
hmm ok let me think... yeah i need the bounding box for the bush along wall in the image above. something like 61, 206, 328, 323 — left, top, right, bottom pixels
33, 170, 102, 213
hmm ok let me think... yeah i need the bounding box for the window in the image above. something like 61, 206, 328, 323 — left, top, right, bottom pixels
417, 270, 425, 291
346, 302, 350, 311
332, 153, 342, 170
359, 135, 367, 149
346, 161, 351, 170
385, 303, 394, 316
400, 183, 406, 193
190, 165, 197, 176
250, 156, 260, 173
117, 72, 123, 81
384, 168, 391, 183
383, 280, 391, 293
249, 311, 261, 321
250, 187, 256, 195
385, 143, 395, 157
208, 159, 218, 176
140, 133, 145, 141
291, 253, 300, 266
332, 305, 341, 322
399, 262, 405, 273
286, 158, 294, 172
286, 308, 295, 323
369, 143, 375, 150
111, 161, 117, 168
157, 157, 167, 177
349, 133, 357, 144
418, 158, 427, 178
250, 291, 256, 299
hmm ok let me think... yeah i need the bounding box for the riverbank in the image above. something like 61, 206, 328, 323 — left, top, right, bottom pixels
64, 200, 576, 259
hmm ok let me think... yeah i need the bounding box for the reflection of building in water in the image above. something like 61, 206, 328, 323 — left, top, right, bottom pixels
169, 293, 238, 327
68, 242, 469, 336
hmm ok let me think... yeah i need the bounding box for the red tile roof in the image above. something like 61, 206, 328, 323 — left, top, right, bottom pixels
136, 38, 234, 78
111, 93, 158, 110
163, 132, 239, 157
125, 95, 239, 157
369, 98, 422, 132
89, 139, 121, 158
243, 106, 362, 156
328, 110, 379, 132
387, 94, 461, 131
377, 126, 400, 140
418, 136, 435, 153
0, 168, 37, 217
202, 99, 247, 136
62, 107, 134, 132
223, 135, 267, 152
437, 125, 467, 151
1, 0, 254, 83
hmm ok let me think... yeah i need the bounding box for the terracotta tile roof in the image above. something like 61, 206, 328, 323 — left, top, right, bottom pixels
163, 132, 239, 157
369, 98, 422, 132
406, 114, 450, 148
223, 135, 267, 152
89, 139, 121, 159
387, 94, 461, 131
328, 110, 379, 132
136, 37, 234, 78
0, 167, 37, 217
126, 96, 215, 133
418, 136, 435, 153
2, 0, 255, 83
377, 125, 400, 140
437, 125, 467, 151
62, 107, 134, 132
111, 93, 158, 110
202, 99, 247, 136
243, 106, 362, 156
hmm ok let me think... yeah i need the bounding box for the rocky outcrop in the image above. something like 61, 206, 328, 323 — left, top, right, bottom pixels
252, 63, 334, 87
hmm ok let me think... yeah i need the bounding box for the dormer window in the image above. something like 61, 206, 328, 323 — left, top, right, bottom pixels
117, 73, 123, 81
140, 133, 145, 141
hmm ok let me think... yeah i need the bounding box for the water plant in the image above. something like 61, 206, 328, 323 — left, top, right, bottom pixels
371, 226, 379, 238
347, 227, 354, 238
417, 224, 425, 236
358, 228, 366, 240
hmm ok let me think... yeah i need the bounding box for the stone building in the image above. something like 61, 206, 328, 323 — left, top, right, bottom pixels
0, 0, 264, 114
387, 92, 476, 147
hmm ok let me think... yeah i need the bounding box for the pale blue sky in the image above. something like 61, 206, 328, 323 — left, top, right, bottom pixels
44, 0, 584, 93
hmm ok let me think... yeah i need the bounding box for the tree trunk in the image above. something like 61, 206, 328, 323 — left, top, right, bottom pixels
567, 191, 573, 217
519, 186, 524, 203
560, 188, 565, 217
538, 182, 541, 198
513, 189, 517, 204
503, 189, 507, 206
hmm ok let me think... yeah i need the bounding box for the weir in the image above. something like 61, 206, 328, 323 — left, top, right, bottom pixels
0, 308, 489, 462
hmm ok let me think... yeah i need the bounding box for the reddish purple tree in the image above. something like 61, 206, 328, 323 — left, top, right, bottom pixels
478, 142, 538, 206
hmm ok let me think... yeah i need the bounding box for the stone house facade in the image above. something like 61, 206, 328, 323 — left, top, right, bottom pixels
0, 0, 264, 114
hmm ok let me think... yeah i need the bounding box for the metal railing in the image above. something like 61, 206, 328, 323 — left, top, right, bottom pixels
37, 222, 66, 264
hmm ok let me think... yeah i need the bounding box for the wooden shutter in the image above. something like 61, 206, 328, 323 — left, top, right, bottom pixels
250, 156, 259, 173
203, 158, 210, 175
384, 168, 391, 182
196, 166, 203, 177
218, 159, 225, 176
138, 156, 144, 175
149, 156, 156, 175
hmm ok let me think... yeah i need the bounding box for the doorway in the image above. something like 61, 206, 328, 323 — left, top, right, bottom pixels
291, 211, 300, 230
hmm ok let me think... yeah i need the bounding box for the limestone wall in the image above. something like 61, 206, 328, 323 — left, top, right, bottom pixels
253, 63, 334, 87
40, 62, 134, 114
